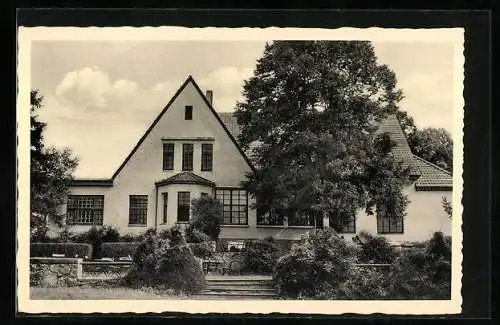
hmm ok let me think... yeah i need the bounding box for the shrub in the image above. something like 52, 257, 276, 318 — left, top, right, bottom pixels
56, 227, 74, 243
243, 237, 282, 274
120, 233, 144, 242
185, 226, 211, 243
188, 242, 215, 259
387, 250, 451, 299
30, 242, 93, 259
72, 225, 121, 258
334, 266, 390, 300
30, 225, 49, 243
273, 228, 355, 298
190, 196, 223, 240
100, 242, 141, 259
124, 227, 205, 294
356, 231, 397, 264
426, 231, 451, 261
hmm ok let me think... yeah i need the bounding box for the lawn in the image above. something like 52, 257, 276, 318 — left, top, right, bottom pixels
30, 286, 183, 300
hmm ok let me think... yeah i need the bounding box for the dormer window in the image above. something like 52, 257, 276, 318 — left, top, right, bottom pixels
185, 105, 193, 120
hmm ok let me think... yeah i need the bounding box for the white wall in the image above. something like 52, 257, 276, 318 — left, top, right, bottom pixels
341, 184, 452, 244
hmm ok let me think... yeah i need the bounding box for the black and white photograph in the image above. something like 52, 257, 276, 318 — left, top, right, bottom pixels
17, 26, 464, 314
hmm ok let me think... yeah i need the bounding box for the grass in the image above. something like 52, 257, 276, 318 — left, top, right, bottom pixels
30, 285, 184, 300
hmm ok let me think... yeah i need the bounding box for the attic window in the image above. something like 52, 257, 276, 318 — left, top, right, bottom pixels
185, 106, 193, 120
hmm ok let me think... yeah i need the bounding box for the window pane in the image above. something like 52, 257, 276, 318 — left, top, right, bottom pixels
162, 192, 168, 223
182, 144, 194, 171
163, 143, 174, 170
67, 195, 105, 225
177, 192, 190, 222
129, 195, 148, 225
201, 143, 213, 171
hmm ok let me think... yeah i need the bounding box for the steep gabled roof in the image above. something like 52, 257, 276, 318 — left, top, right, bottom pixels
155, 172, 215, 187
109, 76, 255, 180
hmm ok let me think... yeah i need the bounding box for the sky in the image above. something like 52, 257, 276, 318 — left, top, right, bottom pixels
31, 40, 457, 178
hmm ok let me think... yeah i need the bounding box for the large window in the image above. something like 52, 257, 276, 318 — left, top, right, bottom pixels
177, 192, 191, 222
182, 144, 194, 171
215, 188, 248, 225
162, 192, 168, 224
201, 143, 213, 171
330, 212, 356, 233
129, 195, 148, 225
67, 195, 104, 225
163, 143, 174, 170
377, 215, 403, 234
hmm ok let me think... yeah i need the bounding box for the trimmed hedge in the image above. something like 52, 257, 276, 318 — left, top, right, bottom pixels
100, 242, 141, 259
30, 242, 93, 259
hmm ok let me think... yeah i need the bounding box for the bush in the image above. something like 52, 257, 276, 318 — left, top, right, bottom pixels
120, 233, 144, 242
30, 225, 49, 243
190, 196, 223, 240
426, 231, 451, 261
100, 242, 141, 259
124, 227, 205, 294
356, 231, 397, 264
273, 228, 356, 298
72, 225, 121, 258
243, 237, 282, 274
188, 242, 215, 259
387, 249, 451, 299
334, 267, 390, 300
30, 242, 93, 259
185, 226, 211, 243
56, 227, 74, 243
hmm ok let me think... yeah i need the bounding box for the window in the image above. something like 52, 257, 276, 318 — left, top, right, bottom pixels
201, 143, 213, 171
162, 192, 168, 224
163, 143, 174, 170
66, 195, 104, 225
129, 195, 148, 225
330, 212, 356, 233
377, 215, 403, 234
288, 212, 315, 227
177, 192, 191, 222
185, 105, 193, 120
257, 209, 284, 226
215, 188, 248, 225
182, 144, 194, 171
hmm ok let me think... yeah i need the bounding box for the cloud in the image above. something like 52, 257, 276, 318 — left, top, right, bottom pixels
55, 67, 139, 109
197, 66, 254, 111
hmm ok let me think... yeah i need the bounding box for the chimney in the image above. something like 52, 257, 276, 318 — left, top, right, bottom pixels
205, 90, 213, 105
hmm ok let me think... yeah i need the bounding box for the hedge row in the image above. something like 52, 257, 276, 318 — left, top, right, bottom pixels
30, 242, 93, 259
100, 242, 141, 259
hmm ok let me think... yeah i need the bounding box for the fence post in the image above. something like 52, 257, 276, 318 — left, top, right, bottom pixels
76, 258, 83, 280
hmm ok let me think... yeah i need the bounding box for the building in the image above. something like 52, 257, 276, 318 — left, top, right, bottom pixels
64, 76, 453, 244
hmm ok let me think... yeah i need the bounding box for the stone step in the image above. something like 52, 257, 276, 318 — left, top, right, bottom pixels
191, 294, 277, 300
207, 280, 273, 285
197, 291, 277, 298
205, 286, 276, 293
206, 281, 274, 287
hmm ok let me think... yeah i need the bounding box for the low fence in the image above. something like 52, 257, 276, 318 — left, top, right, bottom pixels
30, 257, 133, 287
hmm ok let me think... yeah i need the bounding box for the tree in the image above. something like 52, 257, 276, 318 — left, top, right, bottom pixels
408, 128, 453, 172
234, 41, 409, 227
395, 110, 453, 172
189, 196, 223, 240
31, 90, 78, 236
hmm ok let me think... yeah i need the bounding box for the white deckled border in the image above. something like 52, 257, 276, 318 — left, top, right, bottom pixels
17, 26, 464, 315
